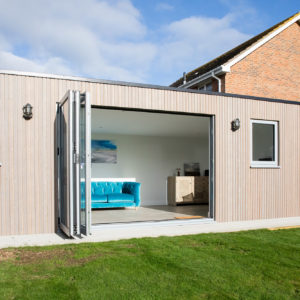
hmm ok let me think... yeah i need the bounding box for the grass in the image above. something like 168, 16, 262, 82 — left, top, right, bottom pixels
0, 229, 300, 300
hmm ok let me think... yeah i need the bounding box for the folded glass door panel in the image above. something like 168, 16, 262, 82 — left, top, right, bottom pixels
57, 90, 91, 237
79, 92, 91, 235
58, 91, 75, 237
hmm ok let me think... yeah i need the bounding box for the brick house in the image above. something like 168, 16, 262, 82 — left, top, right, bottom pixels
170, 12, 300, 101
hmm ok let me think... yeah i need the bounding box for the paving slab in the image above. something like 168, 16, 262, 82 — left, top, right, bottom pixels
0, 217, 300, 249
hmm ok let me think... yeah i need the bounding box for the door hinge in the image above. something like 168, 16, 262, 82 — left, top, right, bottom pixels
57, 147, 60, 156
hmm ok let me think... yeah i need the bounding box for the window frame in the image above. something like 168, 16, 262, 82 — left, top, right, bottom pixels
250, 119, 279, 168
198, 82, 212, 91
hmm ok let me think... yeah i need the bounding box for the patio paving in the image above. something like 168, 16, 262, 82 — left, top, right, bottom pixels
0, 216, 300, 249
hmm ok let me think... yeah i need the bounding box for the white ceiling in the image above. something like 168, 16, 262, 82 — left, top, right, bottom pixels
91, 108, 210, 138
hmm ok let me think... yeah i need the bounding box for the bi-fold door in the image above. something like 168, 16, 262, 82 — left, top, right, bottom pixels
57, 90, 91, 237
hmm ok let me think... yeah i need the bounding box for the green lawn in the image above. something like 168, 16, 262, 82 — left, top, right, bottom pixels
0, 229, 300, 300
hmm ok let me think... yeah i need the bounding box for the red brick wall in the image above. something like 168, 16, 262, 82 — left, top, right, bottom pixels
225, 22, 300, 101
212, 75, 226, 93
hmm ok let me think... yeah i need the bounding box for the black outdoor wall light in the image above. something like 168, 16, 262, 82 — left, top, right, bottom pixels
231, 118, 240, 131
23, 103, 33, 120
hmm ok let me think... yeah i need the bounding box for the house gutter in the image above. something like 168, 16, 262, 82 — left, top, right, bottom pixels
178, 65, 230, 89
211, 71, 222, 92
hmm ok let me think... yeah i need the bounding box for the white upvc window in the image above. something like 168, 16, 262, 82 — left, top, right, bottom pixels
250, 120, 279, 168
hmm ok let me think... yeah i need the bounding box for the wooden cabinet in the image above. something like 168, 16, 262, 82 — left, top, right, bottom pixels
167, 176, 208, 206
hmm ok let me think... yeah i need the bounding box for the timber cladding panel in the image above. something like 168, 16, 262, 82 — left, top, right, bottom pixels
0, 73, 300, 235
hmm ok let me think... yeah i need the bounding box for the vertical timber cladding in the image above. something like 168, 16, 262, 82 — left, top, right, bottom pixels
0, 74, 80, 235
0, 72, 300, 236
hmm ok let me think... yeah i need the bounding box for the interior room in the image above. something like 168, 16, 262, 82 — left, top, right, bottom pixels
91, 108, 211, 225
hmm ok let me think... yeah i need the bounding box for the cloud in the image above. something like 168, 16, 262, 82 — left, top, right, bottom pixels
0, 0, 152, 82
218, 0, 264, 32
0, 0, 252, 85
155, 15, 251, 84
0, 51, 73, 75
155, 3, 174, 11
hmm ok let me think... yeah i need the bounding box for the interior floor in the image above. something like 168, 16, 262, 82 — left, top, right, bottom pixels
92, 204, 209, 224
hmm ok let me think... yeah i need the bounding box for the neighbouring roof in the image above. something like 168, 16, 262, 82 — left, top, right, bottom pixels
170, 12, 300, 87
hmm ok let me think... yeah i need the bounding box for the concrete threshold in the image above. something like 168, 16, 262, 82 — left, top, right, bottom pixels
0, 216, 300, 249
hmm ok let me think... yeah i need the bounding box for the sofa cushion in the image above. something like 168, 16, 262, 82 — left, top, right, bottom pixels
93, 182, 105, 196
92, 195, 108, 203
93, 182, 123, 195
110, 182, 123, 194
107, 193, 134, 203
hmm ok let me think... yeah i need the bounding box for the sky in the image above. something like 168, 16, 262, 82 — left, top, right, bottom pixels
0, 0, 298, 86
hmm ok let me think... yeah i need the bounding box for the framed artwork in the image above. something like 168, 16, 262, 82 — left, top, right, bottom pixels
184, 163, 200, 176
91, 140, 117, 163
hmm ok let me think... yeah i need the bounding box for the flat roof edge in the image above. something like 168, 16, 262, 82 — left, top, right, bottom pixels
0, 69, 299, 106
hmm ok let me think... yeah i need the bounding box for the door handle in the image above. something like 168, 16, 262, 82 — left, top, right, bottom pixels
0, 163, 2, 167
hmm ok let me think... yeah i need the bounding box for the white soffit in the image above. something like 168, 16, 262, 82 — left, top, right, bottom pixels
91, 108, 210, 138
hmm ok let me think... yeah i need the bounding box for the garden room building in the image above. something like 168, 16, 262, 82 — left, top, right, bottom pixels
0, 70, 299, 237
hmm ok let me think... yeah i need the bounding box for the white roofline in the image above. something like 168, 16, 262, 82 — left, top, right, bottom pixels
224, 13, 300, 69
0, 69, 108, 82
0, 69, 227, 95
0, 69, 172, 91
178, 65, 229, 88
1, 69, 300, 105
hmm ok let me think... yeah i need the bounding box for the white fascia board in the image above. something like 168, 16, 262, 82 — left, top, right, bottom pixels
224, 13, 300, 69
179, 65, 227, 88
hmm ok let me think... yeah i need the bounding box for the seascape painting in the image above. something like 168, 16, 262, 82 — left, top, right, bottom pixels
91, 140, 117, 163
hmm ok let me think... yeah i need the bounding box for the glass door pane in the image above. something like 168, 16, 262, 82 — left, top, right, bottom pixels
58, 91, 74, 237
58, 90, 91, 237
79, 92, 91, 235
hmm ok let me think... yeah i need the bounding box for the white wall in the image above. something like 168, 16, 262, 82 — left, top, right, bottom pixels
91, 133, 209, 205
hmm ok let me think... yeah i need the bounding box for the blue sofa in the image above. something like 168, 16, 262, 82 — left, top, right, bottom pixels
81, 181, 141, 209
